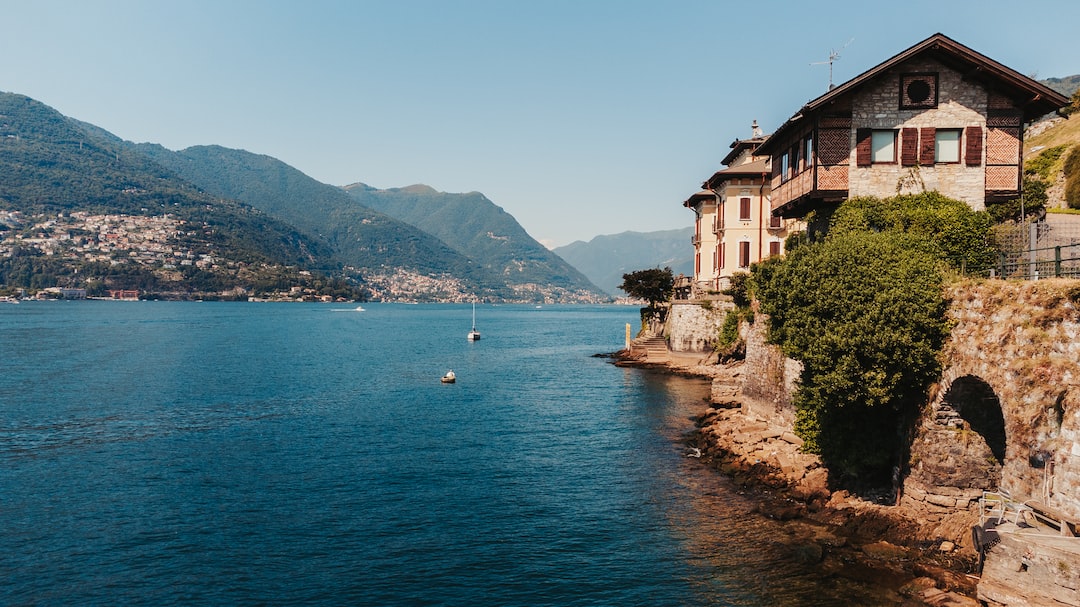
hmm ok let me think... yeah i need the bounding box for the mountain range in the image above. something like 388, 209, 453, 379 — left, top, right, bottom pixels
0, 92, 608, 302
553, 228, 694, 296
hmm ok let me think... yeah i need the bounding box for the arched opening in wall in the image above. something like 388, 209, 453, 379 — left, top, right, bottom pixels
942, 375, 1007, 463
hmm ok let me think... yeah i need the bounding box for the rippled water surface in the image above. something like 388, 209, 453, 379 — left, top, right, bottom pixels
1, 302, 890, 606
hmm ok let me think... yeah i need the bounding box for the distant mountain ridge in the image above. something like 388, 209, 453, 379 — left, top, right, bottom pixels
1041, 74, 1080, 98
134, 142, 605, 301
553, 228, 695, 296
0, 92, 347, 298
342, 182, 602, 301
0, 92, 607, 301
132, 144, 480, 279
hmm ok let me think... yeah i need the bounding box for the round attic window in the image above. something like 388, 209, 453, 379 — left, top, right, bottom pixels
906, 79, 931, 103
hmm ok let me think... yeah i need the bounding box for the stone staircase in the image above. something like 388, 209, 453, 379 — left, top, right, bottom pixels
632, 336, 669, 363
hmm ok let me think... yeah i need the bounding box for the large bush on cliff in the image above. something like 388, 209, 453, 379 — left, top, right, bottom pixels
753, 194, 963, 487
829, 192, 996, 272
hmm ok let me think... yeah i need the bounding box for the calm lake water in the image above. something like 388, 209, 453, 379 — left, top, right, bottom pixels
1, 302, 890, 606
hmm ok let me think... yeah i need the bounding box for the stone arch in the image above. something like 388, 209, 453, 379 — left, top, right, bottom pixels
907, 370, 1007, 491
940, 375, 1008, 464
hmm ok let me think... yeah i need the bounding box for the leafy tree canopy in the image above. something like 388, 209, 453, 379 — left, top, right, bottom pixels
829, 192, 995, 272
754, 197, 955, 487
619, 267, 673, 309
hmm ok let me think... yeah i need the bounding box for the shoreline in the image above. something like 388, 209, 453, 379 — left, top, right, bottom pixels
613, 348, 982, 606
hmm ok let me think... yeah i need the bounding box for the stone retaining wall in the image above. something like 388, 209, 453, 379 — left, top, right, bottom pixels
740, 314, 800, 428
665, 300, 731, 353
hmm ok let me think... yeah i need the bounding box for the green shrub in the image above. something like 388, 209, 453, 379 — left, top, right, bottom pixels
1025, 144, 1070, 180
723, 272, 752, 308
717, 310, 741, 349
1065, 147, 1080, 209
831, 192, 995, 272
753, 206, 952, 487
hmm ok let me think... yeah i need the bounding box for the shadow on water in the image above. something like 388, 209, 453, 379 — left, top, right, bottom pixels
629, 369, 908, 606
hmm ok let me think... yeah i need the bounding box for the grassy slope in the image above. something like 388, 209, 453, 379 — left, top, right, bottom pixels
1025, 115, 1080, 211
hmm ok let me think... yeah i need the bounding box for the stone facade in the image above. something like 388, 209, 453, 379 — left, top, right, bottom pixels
739, 313, 800, 429
848, 57, 990, 208
665, 300, 731, 353
933, 281, 1080, 522
754, 34, 1069, 219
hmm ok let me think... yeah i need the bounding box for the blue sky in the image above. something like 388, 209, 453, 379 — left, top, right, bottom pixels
2, 1, 1077, 247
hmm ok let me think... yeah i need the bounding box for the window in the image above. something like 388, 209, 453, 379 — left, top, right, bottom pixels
738, 241, 751, 268
739, 197, 751, 221
935, 129, 961, 163
769, 240, 781, 257
780, 152, 789, 182
872, 130, 896, 163
711, 250, 717, 273
769, 213, 782, 229
789, 145, 800, 178
718, 242, 725, 269
805, 135, 814, 169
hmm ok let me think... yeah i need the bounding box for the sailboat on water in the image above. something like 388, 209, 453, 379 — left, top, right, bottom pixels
467, 302, 481, 341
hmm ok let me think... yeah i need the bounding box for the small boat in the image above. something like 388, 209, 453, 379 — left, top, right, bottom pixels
441, 370, 456, 384
467, 302, 480, 341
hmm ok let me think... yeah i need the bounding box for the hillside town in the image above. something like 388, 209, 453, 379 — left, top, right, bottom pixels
0, 210, 216, 270
0, 210, 365, 301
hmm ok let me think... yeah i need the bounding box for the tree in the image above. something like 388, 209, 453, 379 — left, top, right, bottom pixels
1064, 87, 1080, 116
618, 267, 673, 309
753, 205, 952, 488
830, 192, 995, 272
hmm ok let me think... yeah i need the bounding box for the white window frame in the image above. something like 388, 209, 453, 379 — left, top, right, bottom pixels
871, 130, 896, 164
935, 129, 961, 163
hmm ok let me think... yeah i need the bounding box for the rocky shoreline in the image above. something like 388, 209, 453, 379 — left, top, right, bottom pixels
614, 349, 982, 606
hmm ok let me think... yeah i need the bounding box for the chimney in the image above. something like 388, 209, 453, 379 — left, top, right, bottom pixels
752, 120, 763, 138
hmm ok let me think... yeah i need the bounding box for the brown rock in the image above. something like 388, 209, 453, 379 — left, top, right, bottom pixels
861, 540, 909, 561
898, 576, 938, 597
780, 431, 804, 446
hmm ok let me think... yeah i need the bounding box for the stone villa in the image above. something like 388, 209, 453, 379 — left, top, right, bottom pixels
754, 32, 1070, 219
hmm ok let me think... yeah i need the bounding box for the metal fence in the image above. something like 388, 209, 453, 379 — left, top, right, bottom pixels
984, 217, 1080, 280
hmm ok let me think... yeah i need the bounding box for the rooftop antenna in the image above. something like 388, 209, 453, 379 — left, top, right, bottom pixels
810, 38, 854, 90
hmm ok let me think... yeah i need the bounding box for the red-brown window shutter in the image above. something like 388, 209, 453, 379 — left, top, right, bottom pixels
856, 128, 872, 167
739, 197, 751, 220
920, 127, 936, 165
965, 125, 983, 166
901, 127, 919, 166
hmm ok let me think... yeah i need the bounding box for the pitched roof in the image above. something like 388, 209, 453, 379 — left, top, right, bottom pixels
702, 157, 769, 189
756, 33, 1071, 156
721, 136, 767, 166
682, 189, 716, 208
